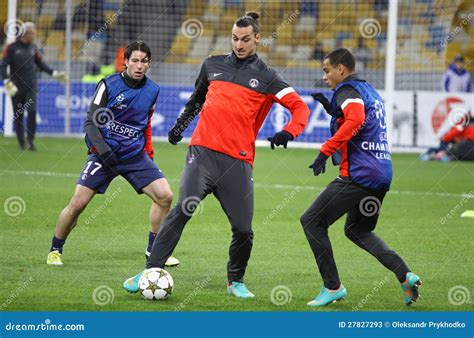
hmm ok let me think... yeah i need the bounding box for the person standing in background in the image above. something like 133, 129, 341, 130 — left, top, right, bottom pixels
1, 22, 67, 151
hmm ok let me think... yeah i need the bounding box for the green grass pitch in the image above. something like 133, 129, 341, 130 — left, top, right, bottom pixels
1, 137, 473, 311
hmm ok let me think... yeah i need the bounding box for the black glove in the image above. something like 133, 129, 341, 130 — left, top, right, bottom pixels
311, 93, 332, 115
309, 152, 328, 176
168, 126, 183, 145
99, 151, 119, 168
267, 131, 293, 149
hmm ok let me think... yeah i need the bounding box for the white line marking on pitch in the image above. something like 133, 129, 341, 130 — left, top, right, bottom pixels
1, 170, 473, 200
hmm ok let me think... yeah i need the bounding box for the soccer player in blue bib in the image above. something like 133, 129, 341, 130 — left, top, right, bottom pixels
46, 41, 179, 268
303, 48, 421, 307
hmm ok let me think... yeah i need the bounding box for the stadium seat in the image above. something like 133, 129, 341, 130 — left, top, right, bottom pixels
189, 36, 213, 58
294, 16, 317, 33
212, 36, 231, 55
293, 45, 313, 61
41, 2, 59, 16
274, 44, 292, 58
169, 35, 193, 60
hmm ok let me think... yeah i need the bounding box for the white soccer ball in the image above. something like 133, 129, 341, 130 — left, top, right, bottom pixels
138, 268, 174, 300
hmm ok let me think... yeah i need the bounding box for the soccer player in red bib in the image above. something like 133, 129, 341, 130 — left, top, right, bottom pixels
124, 13, 310, 298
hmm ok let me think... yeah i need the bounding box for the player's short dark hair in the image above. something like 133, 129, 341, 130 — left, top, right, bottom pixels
234, 12, 260, 34
124, 41, 151, 60
324, 48, 355, 71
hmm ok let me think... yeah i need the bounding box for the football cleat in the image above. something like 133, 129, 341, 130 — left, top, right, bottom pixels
401, 272, 422, 306
122, 271, 143, 293
46, 250, 63, 265
165, 256, 180, 267
307, 284, 347, 307
145, 250, 180, 267
227, 281, 255, 298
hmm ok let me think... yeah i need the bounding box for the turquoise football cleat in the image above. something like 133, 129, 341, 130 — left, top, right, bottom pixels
122, 271, 143, 293
401, 272, 422, 305
227, 282, 255, 298
307, 284, 347, 307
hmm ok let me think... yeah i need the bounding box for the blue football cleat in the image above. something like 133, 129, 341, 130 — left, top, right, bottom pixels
227, 282, 255, 298
401, 272, 422, 305
123, 271, 143, 293
307, 284, 347, 307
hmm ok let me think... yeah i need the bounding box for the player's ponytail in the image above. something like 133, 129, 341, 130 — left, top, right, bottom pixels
235, 12, 260, 34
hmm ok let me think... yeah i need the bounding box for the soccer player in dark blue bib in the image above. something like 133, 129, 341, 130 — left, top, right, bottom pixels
303, 48, 422, 307
46, 41, 179, 268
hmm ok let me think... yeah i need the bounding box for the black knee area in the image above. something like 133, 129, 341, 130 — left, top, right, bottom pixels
300, 210, 328, 227
232, 229, 253, 240
301, 212, 328, 237
345, 226, 363, 242
312, 225, 328, 238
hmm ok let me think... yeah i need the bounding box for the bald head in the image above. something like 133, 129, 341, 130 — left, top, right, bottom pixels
21, 21, 36, 44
